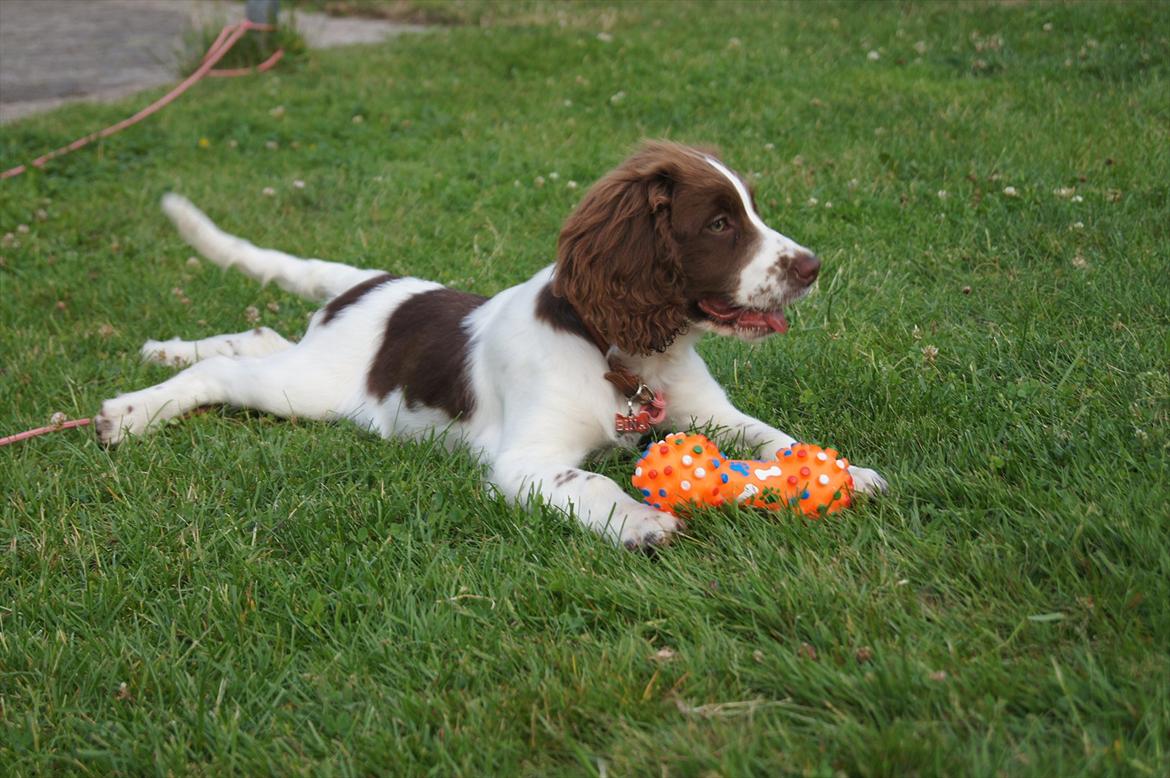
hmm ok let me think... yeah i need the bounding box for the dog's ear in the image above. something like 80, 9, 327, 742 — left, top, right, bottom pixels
553, 143, 691, 355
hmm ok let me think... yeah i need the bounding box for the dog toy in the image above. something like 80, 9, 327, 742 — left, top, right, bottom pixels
632, 432, 853, 518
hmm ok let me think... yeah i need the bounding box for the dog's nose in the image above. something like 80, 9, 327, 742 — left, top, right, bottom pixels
790, 252, 821, 284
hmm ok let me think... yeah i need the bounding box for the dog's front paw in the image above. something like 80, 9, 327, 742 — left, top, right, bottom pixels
94, 396, 153, 446
849, 465, 888, 495
618, 506, 681, 551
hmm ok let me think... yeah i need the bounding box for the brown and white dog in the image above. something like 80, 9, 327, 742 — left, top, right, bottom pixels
96, 141, 886, 547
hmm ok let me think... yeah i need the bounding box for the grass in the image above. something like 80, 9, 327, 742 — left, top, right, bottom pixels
2, 1, 1169, 774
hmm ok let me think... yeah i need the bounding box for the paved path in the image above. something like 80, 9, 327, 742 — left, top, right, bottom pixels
0, 0, 425, 123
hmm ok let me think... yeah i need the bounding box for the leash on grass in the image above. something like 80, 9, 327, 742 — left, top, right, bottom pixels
1, 20, 284, 445
0, 415, 93, 447
1, 409, 215, 448
1, 18, 284, 181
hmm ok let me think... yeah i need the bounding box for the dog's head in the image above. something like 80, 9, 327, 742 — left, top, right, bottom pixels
553, 141, 819, 355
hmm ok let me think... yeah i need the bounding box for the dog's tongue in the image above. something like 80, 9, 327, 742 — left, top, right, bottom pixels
698, 298, 788, 334
737, 309, 789, 333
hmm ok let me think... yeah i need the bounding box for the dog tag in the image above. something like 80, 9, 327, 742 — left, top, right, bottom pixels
615, 410, 652, 434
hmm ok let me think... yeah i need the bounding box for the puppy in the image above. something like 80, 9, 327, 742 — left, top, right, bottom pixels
97, 141, 886, 547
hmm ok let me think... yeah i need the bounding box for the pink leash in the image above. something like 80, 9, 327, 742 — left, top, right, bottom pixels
1, 19, 283, 180
2, 20, 283, 446
0, 416, 93, 447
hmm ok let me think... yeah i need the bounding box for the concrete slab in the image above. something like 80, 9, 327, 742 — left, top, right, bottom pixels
0, 0, 425, 124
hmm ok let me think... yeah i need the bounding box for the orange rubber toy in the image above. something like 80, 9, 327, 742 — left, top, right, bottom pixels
632, 432, 854, 518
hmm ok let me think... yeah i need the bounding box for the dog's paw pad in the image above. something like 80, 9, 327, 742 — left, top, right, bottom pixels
94, 399, 151, 446
619, 508, 680, 550
141, 339, 190, 367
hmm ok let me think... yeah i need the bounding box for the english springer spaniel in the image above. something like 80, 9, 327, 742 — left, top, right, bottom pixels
96, 142, 886, 548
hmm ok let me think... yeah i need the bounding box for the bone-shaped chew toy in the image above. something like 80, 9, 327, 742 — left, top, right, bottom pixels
632, 432, 853, 518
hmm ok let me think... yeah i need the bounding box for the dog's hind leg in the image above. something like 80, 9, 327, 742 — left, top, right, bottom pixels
96, 337, 361, 446
141, 327, 293, 368
161, 193, 384, 302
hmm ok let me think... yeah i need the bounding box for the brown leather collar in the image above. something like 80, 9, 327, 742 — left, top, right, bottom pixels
572, 305, 654, 401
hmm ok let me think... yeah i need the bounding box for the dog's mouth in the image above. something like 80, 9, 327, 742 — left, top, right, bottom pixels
696, 297, 789, 337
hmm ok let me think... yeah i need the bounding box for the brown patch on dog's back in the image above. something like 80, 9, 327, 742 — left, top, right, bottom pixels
368, 288, 486, 419
322, 273, 398, 324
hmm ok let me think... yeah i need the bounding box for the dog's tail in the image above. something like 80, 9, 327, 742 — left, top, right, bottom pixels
161, 193, 384, 302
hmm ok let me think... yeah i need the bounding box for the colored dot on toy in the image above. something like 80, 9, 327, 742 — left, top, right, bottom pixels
682, 455, 694, 465
711, 458, 720, 468
658, 488, 667, 497
802, 490, 810, 499
833, 491, 842, 500
635, 467, 643, 476
674, 438, 683, 445
818, 474, 830, 485
681, 480, 691, 491
653, 502, 661, 509
641, 489, 650, 496
693, 445, 703, 454
797, 449, 807, 458
836, 459, 847, 469
711, 486, 720, 496
784, 450, 793, 457
817, 451, 828, 461
659, 445, 669, 455
787, 475, 798, 485
664, 466, 673, 476
694, 467, 706, 478
721, 473, 729, 483
800, 466, 811, 477
648, 469, 657, 479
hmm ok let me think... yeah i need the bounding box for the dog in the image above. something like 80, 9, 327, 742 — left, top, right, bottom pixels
96, 141, 886, 548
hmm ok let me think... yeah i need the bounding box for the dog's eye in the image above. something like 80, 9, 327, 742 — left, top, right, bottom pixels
708, 217, 728, 233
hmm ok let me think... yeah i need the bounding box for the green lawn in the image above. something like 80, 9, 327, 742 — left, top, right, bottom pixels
2, 1, 1168, 775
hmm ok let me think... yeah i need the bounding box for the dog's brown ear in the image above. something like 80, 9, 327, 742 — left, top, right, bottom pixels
553, 144, 692, 355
